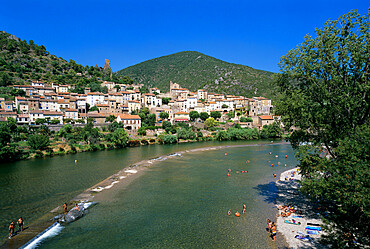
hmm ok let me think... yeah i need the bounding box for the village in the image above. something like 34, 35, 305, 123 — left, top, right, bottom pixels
0, 80, 276, 132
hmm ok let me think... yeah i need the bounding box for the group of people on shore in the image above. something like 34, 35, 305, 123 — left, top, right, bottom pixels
266, 219, 277, 241
8, 217, 24, 239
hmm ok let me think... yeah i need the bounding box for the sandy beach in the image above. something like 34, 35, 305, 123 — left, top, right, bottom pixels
275, 168, 327, 249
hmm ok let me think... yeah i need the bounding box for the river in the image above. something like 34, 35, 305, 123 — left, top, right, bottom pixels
0, 140, 297, 248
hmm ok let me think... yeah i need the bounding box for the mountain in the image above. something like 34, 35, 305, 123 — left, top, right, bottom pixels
116, 51, 276, 98
0, 31, 108, 86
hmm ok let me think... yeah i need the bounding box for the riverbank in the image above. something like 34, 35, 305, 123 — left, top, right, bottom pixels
2, 141, 290, 248
275, 168, 327, 248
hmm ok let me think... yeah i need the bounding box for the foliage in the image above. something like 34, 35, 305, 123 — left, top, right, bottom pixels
115, 51, 275, 98
189, 111, 200, 121
107, 121, 124, 132
275, 10, 369, 155
106, 128, 128, 148
89, 105, 99, 112
226, 111, 235, 119
159, 111, 169, 120
161, 97, 171, 105
215, 128, 259, 141
199, 112, 209, 121
210, 111, 221, 120
239, 116, 253, 122
221, 104, 229, 108
275, 10, 370, 246
27, 134, 50, 150
105, 115, 116, 123
260, 123, 282, 139
138, 107, 156, 127
204, 117, 218, 129
162, 134, 177, 144
137, 127, 147, 136
162, 120, 172, 129
176, 127, 196, 140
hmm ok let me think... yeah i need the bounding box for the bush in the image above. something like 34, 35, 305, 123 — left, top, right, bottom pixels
163, 134, 177, 144
149, 138, 156, 143
27, 134, 50, 150
137, 127, 147, 136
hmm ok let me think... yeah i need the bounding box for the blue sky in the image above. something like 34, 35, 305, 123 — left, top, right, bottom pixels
1, 0, 368, 73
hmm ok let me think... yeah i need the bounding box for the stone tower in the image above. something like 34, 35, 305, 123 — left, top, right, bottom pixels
104, 59, 112, 78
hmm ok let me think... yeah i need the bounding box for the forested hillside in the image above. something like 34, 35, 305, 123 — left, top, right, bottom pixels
116, 51, 275, 97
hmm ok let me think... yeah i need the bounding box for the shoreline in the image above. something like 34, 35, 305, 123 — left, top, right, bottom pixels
275, 168, 326, 248
2, 141, 289, 249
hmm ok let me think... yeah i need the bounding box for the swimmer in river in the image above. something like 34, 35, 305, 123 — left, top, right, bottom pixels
285, 155, 288, 159
17, 217, 24, 232
228, 209, 231, 216
273, 174, 277, 178
63, 203, 68, 214
269, 152, 272, 155
227, 173, 230, 177
285, 164, 287, 167
278, 162, 280, 166
243, 203, 247, 214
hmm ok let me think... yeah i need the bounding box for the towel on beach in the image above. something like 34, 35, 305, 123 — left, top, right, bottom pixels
305, 226, 321, 231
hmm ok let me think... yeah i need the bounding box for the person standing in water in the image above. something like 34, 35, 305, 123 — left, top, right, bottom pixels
242, 203, 246, 214
63, 203, 68, 214
17, 217, 24, 232
8, 221, 15, 239
271, 222, 277, 241
228, 209, 231, 216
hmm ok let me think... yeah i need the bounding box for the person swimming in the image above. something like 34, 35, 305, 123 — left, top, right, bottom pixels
243, 203, 246, 214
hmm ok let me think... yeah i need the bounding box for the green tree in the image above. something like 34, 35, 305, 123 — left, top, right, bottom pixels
89, 105, 99, 112
162, 134, 177, 144
161, 97, 171, 105
275, 10, 370, 247
210, 111, 221, 120
162, 121, 172, 130
199, 112, 209, 122
27, 134, 50, 150
260, 123, 282, 139
189, 111, 199, 121
159, 111, 169, 120
107, 128, 128, 148
105, 115, 117, 123
204, 117, 217, 129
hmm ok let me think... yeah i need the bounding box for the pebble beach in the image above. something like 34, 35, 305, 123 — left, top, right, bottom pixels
275, 168, 327, 249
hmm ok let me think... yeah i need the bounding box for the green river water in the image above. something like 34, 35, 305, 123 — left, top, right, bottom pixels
0, 140, 298, 248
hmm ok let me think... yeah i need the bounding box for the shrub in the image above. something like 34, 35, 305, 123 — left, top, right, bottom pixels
163, 134, 177, 144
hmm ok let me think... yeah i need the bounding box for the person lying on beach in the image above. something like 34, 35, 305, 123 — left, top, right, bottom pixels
280, 211, 291, 217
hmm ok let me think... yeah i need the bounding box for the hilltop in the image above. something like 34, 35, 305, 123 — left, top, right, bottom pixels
116, 51, 275, 98
0, 31, 113, 86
